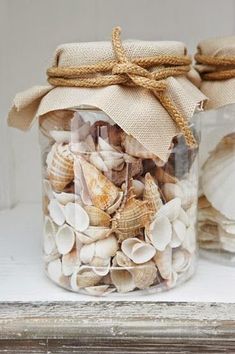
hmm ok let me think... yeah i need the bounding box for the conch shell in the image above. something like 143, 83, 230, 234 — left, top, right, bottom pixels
78, 157, 119, 210
143, 173, 163, 214
48, 143, 74, 192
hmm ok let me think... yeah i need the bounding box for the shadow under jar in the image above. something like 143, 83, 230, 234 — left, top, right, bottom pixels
40, 107, 199, 296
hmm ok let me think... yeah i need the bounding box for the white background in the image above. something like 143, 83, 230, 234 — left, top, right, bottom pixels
1, 0, 235, 208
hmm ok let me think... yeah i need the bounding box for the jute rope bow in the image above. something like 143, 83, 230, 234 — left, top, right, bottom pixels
195, 52, 235, 80
47, 27, 196, 147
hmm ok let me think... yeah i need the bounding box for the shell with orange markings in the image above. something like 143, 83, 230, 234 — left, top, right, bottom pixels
143, 173, 163, 214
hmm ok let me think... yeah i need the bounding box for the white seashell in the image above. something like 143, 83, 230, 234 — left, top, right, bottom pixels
40, 110, 73, 138
115, 251, 134, 267
43, 216, 57, 255
62, 249, 80, 276
76, 227, 112, 244
202, 135, 235, 220
53, 191, 81, 205
162, 181, 196, 210
182, 225, 196, 253
44, 252, 60, 263
146, 215, 172, 251
110, 269, 136, 293
50, 130, 71, 143
154, 246, 172, 280
90, 152, 108, 172
95, 235, 119, 259
90, 257, 111, 276
178, 208, 190, 227
98, 137, 117, 152
162, 183, 183, 203
106, 191, 124, 215
48, 199, 65, 226
157, 198, 181, 222
64, 202, 89, 232
84, 285, 115, 296
47, 258, 63, 283
166, 270, 178, 288
121, 238, 156, 264
55, 224, 75, 255
122, 179, 144, 198
170, 219, 186, 248
130, 261, 157, 290
43, 179, 54, 200
80, 243, 96, 264
172, 249, 191, 273
70, 266, 102, 290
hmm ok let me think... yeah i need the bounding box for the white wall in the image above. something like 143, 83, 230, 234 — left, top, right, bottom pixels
2, 0, 235, 206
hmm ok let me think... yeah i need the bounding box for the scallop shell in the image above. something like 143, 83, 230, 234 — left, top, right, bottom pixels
202, 134, 235, 220
55, 224, 75, 255
43, 216, 57, 255
76, 226, 112, 244
154, 246, 172, 280
39, 110, 73, 137
121, 133, 156, 159
70, 266, 102, 290
78, 157, 119, 210
48, 199, 65, 226
121, 238, 156, 264
143, 173, 163, 214
48, 143, 74, 192
64, 202, 89, 232
84, 206, 111, 227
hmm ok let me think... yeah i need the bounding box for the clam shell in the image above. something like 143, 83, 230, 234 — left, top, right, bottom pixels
146, 215, 172, 251
80, 243, 95, 264
76, 227, 112, 244
39, 110, 73, 137
115, 251, 133, 267
170, 219, 186, 248
154, 246, 172, 280
163, 181, 197, 210
64, 202, 89, 232
129, 261, 157, 289
121, 134, 156, 159
70, 266, 102, 290
53, 191, 81, 205
84, 205, 111, 227
121, 238, 156, 264
110, 268, 136, 293
157, 198, 181, 222
143, 173, 163, 214
62, 248, 81, 276
48, 199, 65, 226
43, 216, 57, 255
90, 257, 111, 276
202, 135, 235, 220
172, 249, 191, 273
90, 152, 108, 172
78, 157, 119, 210
95, 235, 119, 259
48, 143, 74, 192
55, 224, 75, 255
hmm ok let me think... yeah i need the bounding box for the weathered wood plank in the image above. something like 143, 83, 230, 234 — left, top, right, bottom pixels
0, 302, 235, 353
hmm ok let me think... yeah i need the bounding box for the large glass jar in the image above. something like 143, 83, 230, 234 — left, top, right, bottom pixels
198, 104, 235, 265
39, 108, 199, 296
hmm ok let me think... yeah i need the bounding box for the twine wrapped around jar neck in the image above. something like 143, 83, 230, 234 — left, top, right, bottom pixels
47, 27, 196, 147
195, 52, 235, 80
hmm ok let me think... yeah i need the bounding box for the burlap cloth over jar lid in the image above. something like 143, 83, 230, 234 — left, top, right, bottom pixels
8, 28, 206, 162
195, 36, 235, 110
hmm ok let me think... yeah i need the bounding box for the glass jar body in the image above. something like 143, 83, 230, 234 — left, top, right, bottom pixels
39, 107, 199, 296
199, 104, 235, 266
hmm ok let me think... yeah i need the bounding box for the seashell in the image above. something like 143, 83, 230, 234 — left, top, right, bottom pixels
154, 246, 172, 280
155, 167, 178, 184
74, 158, 92, 205
50, 130, 71, 143
129, 261, 157, 290
112, 187, 152, 241
198, 196, 211, 209
76, 227, 112, 244
44, 252, 60, 264
90, 257, 111, 276
182, 225, 196, 253
39, 110, 73, 137
110, 268, 136, 293
146, 215, 172, 251
48, 143, 74, 192
43, 179, 54, 200
70, 266, 102, 290
84, 205, 111, 227
90, 121, 122, 145
122, 179, 144, 198
53, 191, 81, 205
202, 134, 235, 220
46, 143, 57, 170
115, 251, 134, 267
157, 198, 181, 222
48, 199, 65, 226
62, 248, 81, 276
106, 191, 124, 215
84, 285, 115, 296
47, 258, 63, 283
121, 133, 156, 159
178, 207, 190, 227
162, 180, 197, 210
98, 136, 119, 152
71, 121, 91, 144
121, 238, 156, 264
90, 152, 108, 172
64, 202, 89, 232
80, 243, 95, 264
143, 173, 163, 214
172, 249, 191, 273
55, 224, 75, 255
104, 158, 143, 186
78, 157, 119, 210
170, 219, 186, 248
95, 235, 119, 259
42, 195, 50, 216
43, 216, 57, 255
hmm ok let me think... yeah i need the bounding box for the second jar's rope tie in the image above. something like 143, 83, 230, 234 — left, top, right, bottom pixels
195, 53, 235, 80
47, 27, 197, 147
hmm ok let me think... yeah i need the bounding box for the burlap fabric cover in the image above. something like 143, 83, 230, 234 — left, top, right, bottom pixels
8, 40, 206, 162
196, 36, 235, 110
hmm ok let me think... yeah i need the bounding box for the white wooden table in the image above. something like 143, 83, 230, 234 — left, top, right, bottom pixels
1, 203, 235, 353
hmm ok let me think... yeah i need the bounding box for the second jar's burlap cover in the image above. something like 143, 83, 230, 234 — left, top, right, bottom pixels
8, 40, 206, 162
195, 36, 235, 110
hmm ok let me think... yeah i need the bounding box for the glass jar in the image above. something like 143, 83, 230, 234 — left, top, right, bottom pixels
39, 107, 199, 296
198, 104, 235, 265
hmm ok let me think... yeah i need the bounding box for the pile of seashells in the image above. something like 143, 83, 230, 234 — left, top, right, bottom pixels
40, 109, 198, 296
199, 133, 235, 255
